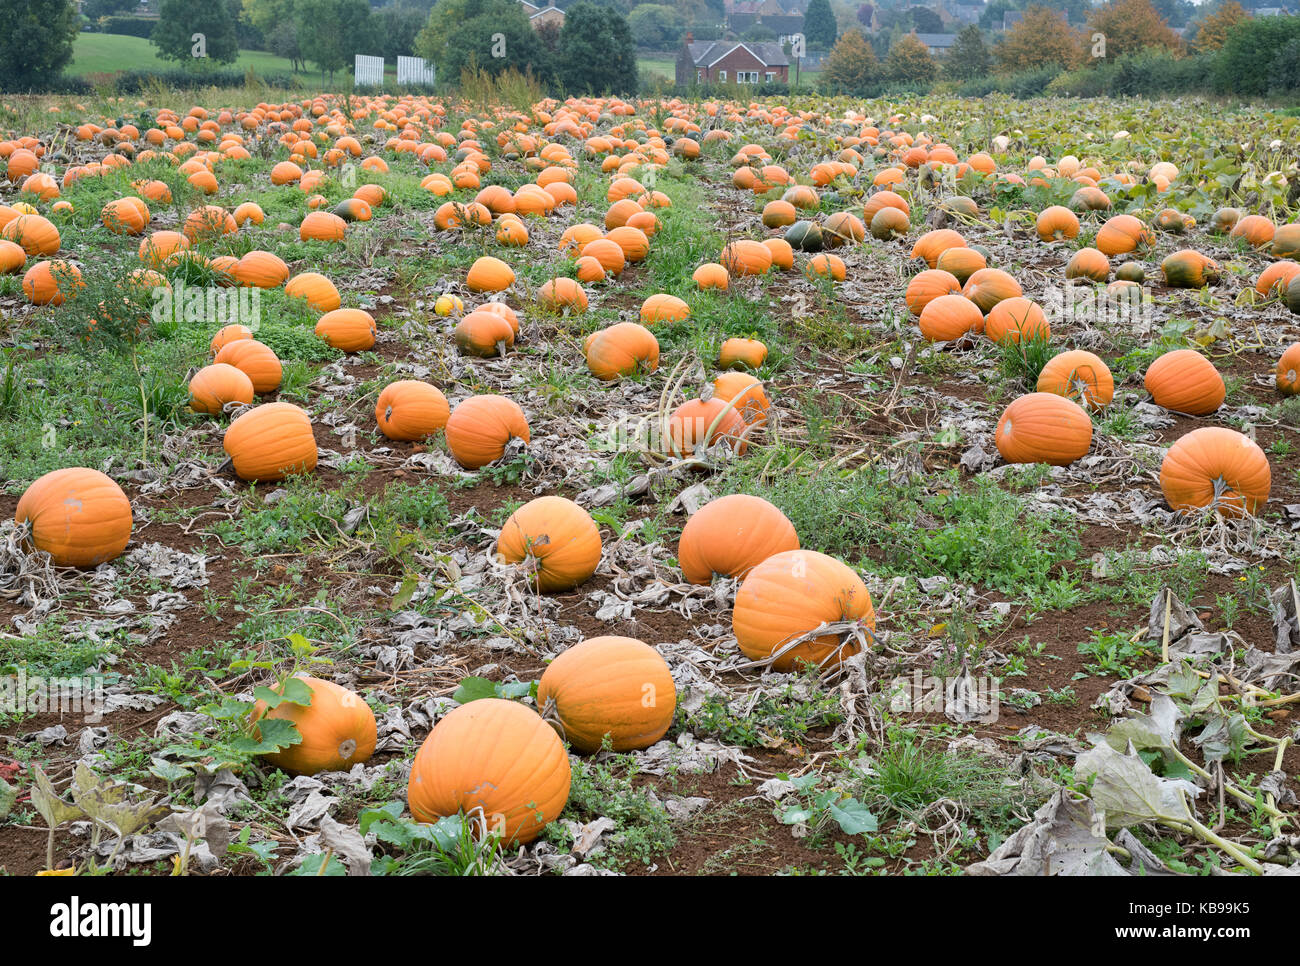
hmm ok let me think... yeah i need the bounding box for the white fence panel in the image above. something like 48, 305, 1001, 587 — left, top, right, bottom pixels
397, 56, 436, 86
354, 54, 385, 87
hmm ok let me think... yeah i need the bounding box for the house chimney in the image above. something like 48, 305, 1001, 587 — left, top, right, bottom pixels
685, 30, 694, 42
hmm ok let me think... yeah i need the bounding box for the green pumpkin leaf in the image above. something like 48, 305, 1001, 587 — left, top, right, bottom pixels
232, 716, 301, 754
453, 676, 500, 704
830, 798, 879, 836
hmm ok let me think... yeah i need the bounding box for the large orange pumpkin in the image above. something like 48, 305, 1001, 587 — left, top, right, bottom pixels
15, 468, 132, 567
678, 494, 799, 584
1143, 349, 1224, 416
918, 292, 982, 341
1277, 343, 1300, 396
995, 393, 1093, 466
665, 398, 747, 457
315, 308, 377, 352
444, 395, 530, 469
1036, 350, 1114, 411
189, 363, 255, 415
584, 322, 659, 380
732, 550, 875, 672
251, 676, 377, 776
496, 496, 601, 592
407, 698, 570, 844
222, 402, 317, 482
214, 339, 282, 394
1160, 427, 1270, 518
536, 637, 676, 753
375, 380, 450, 440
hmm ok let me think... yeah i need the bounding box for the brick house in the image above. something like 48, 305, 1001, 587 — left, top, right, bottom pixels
520, 0, 565, 29
676, 41, 790, 85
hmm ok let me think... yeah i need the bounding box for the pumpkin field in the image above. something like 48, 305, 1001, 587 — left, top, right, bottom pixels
1, 90, 1300, 879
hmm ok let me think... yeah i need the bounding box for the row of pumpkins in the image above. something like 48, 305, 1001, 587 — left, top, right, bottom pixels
7, 94, 1298, 849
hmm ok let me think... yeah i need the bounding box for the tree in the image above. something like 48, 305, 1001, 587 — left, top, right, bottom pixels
804, 0, 839, 48
946, 23, 989, 79
83, 0, 137, 21
856, 2, 876, 26
1192, 1, 1249, 52
152, 0, 240, 65
994, 5, 1084, 72
909, 6, 943, 32
293, 0, 375, 81
558, 1, 638, 93
266, 19, 307, 71
821, 27, 878, 92
627, 4, 686, 46
885, 32, 936, 83
1086, 0, 1182, 60
371, 4, 426, 61
0, 0, 79, 90
1213, 12, 1300, 94
979, 0, 1017, 29
414, 0, 469, 71
423, 0, 554, 87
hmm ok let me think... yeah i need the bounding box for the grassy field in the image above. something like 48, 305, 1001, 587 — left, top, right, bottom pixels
70, 32, 302, 78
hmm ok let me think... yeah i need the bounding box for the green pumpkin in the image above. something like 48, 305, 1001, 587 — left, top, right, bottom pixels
1116, 262, 1145, 283
784, 220, 824, 252
1286, 274, 1300, 314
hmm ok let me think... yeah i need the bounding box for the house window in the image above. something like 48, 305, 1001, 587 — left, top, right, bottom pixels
698, 69, 704, 81
718, 70, 726, 81
765, 71, 775, 83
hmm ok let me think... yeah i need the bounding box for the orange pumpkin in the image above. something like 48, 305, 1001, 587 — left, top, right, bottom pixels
537, 277, 588, 313
496, 496, 601, 592
721, 239, 772, 276
1066, 247, 1110, 283
407, 698, 570, 845
22, 259, 82, 305
1144, 349, 1225, 416
300, 211, 347, 242
222, 402, 317, 482
918, 293, 982, 342
732, 550, 874, 672
984, 297, 1049, 344
640, 293, 690, 324
665, 398, 747, 457
1096, 214, 1154, 257
909, 229, 966, 268
285, 272, 341, 311
232, 250, 289, 288
962, 268, 1022, 315
905, 269, 962, 317
316, 308, 377, 352
1035, 206, 1080, 242
444, 395, 530, 469
536, 637, 676, 753
584, 322, 659, 380
1277, 343, 1300, 396
678, 494, 799, 585
15, 468, 132, 567
995, 393, 1093, 466
693, 262, 729, 290
718, 337, 767, 370
251, 676, 376, 776
375, 380, 450, 440
214, 339, 282, 394
189, 363, 255, 415
1036, 350, 1114, 411
1160, 427, 1270, 518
